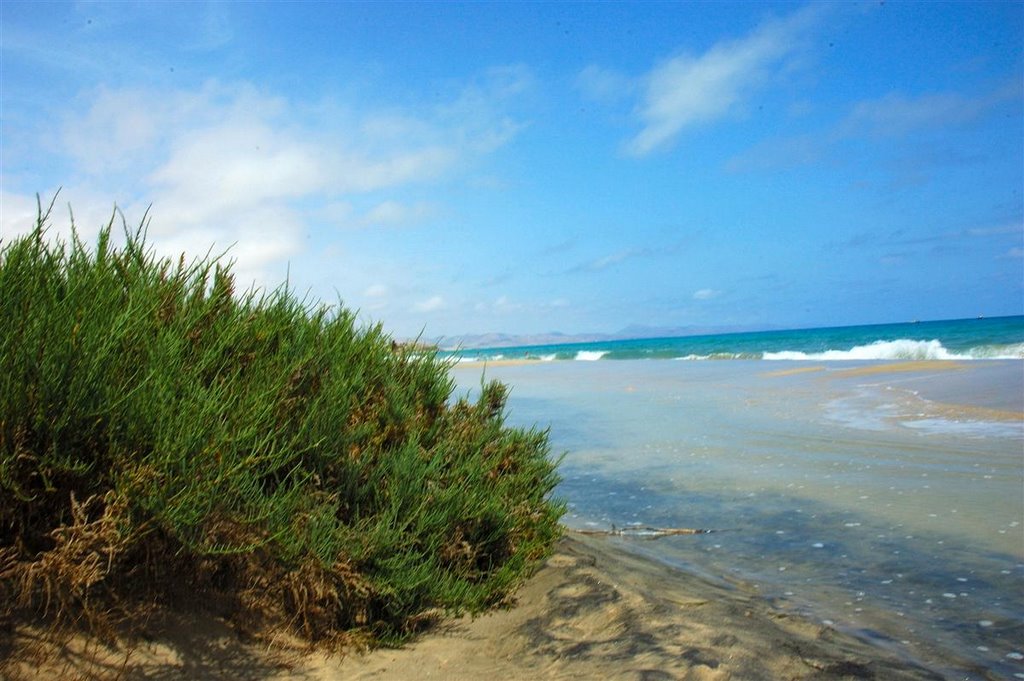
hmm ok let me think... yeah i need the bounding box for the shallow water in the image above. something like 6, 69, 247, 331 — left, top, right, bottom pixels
452, 360, 1024, 680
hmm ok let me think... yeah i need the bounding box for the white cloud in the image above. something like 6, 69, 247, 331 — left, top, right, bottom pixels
6, 73, 528, 292
361, 200, 437, 227
1, 187, 121, 247
492, 295, 524, 313
62, 88, 163, 172
625, 5, 823, 156
967, 224, 1022, 238
567, 249, 642, 274
151, 126, 320, 203
323, 199, 439, 230
1002, 247, 1023, 259
415, 295, 445, 313
333, 146, 457, 193
471, 294, 565, 318
587, 250, 635, 271
359, 283, 391, 311
364, 283, 389, 298
431, 64, 534, 155
0, 192, 46, 239
565, 243, 680, 274
693, 288, 721, 300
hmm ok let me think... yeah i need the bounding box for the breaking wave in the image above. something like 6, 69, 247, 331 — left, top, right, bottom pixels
762, 339, 1024, 361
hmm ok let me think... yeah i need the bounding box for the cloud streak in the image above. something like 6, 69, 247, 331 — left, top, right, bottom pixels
727, 80, 1022, 174
624, 5, 824, 156
576, 65, 634, 104
565, 247, 652, 274
838, 81, 1021, 139
693, 288, 721, 300
414, 295, 446, 313
831, 220, 1023, 265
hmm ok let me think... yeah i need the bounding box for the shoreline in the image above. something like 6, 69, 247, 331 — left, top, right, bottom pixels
5, 534, 951, 680
338, 534, 950, 680
8, 359, 1018, 679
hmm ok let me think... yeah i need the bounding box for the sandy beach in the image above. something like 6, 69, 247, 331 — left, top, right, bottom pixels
4, 534, 948, 680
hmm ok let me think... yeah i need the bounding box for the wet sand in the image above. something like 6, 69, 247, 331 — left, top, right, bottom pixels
4, 535, 947, 680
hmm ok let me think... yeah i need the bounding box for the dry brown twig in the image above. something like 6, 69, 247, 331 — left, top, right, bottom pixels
570, 525, 713, 539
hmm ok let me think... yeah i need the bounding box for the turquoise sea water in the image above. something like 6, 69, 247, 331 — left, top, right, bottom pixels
452, 317, 1024, 680
445, 315, 1024, 362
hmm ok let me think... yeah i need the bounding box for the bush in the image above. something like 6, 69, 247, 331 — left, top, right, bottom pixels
0, 200, 564, 647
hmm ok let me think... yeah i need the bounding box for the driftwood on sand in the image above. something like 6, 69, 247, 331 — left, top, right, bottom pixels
569, 525, 714, 539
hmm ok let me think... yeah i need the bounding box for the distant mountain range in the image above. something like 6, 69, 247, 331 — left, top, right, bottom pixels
424, 324, 774, 350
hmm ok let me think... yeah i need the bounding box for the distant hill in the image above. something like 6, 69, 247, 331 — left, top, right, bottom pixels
431, 331, 613, 351
425, 324, 773, 351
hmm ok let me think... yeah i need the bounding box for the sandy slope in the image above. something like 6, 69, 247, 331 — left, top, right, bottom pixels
3, 536, 947, 681
335, 535, 945, 681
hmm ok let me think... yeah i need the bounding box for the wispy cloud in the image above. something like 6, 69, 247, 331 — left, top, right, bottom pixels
565, 248, 650, 274
624, 5, 825, 156
474, 295, 523, 314
890, 222, 1022, 249
481, 271, 514, 288
414, 295, 446, 313
967, 224, 1022, 238
832, 220, 1023, 262
359, 200, 438, 228
576, 65, 634, 104
469, 295, 571, 321
563, 236, 693, 275
838, 81, 1021, 139
727, 80, 1022, 174
693, 288, 721, 300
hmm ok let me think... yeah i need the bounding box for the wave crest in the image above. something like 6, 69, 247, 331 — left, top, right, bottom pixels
762, 339, 1024, 361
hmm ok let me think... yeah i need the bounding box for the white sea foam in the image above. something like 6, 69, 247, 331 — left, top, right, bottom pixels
455, 353, 505, 363
901, 418, 1023, 439
762, 339, 1023, 361
539, 353, 558, 362
970, 342, 1024, 358
575, 350, 609, 361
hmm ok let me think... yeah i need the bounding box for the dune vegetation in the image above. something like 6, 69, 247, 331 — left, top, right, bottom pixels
0, 199, 564, 654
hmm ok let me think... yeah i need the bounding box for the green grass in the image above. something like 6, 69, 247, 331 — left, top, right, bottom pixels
0, 199, 564, 647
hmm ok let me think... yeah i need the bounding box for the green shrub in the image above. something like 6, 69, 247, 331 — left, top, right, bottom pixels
0, 199, 564, 646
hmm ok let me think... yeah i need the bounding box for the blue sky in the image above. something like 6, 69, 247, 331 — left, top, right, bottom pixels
2, 1, 1021, 340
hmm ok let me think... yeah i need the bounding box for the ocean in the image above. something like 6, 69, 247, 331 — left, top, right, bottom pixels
450, 316, 1024, 680
444, 315, 1024, 362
